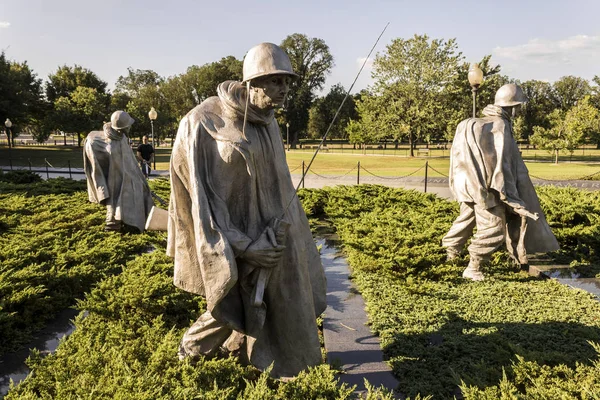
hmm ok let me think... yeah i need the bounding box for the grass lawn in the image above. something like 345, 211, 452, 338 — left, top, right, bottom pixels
3, 145, 600, 180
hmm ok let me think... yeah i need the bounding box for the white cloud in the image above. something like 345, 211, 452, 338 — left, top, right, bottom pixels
0, 21, 10, 28
493, 35, 600, 62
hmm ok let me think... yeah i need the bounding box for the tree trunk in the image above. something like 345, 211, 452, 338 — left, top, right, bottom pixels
63, 133, 67, 146
409, 133, 414, 157
555, 149, 559, 164
77, 133, 82, 147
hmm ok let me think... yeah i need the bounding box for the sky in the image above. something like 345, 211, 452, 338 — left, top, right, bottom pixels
1, 0, 600, 95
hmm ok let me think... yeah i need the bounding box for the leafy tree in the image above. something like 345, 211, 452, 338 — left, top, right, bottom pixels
46, 65, 107, 103
530, 97, 598, 163
113, 68, 170, 141
280, 33, 334, 145
444, 55, 507, 142
551, 75, 591, 111
356, 34, 463, 156
518, 80, 555, 140
161, 56, 242, 122
512, 115, 526, 142
0, 53, 46, 146
591, 75, 600, 110
54, 87, 109, 146
307, 83, 357, 140
46, 65, 109, 145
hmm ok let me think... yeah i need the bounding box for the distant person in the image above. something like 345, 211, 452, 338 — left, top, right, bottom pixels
83, 111, 154, 232
137, 135, 155, 178
442, 84, 559, 281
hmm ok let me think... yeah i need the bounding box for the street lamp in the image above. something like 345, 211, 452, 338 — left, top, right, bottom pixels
468, 63, 484, 118
5, 118, 12, 149
286, 122, 290, 151
148, 107, 157, 170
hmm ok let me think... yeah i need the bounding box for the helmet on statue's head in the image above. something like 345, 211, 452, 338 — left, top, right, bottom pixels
242, 43, 298, 83
110, 111, 135, 131
494, 84, 528, 107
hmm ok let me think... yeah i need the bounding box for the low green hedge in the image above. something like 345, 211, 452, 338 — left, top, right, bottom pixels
298, 185, 600, 398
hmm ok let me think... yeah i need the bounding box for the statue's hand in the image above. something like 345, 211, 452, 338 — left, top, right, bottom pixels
513, 207, 539, 221
243, 227, 286, 268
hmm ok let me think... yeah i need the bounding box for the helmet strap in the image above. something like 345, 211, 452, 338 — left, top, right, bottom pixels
242, 80, 250, 142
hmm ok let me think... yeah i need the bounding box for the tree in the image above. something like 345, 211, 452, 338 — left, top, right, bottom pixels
307, 83, 358, 140
113, 68, 170, 141
530, 97, 598, 163
356, 34, 463, 156
443, 55, 507, 142
161, 56, 242, 122
46, 65, 107, 103
280, 34, 334, 145
518, 80, 555, 140
54, 87, 108, 146
46, 65, 109, 145
0, 52, 46, 146
551, 75, 590, 111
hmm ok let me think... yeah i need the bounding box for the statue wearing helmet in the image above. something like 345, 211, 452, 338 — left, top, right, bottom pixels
442, 83, 559, 281
83, 110, 154, 232
168, 43, 325, 378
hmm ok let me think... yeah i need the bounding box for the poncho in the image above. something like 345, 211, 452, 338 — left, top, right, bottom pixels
449, 105, 559, 254
167, 81, 327, 377
83, 123, 154, 232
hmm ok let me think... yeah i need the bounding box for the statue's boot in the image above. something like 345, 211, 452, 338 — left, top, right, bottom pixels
462, 257, 484, 281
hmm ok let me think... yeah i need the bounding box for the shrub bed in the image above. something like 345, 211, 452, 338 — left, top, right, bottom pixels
298, 185, 600, 398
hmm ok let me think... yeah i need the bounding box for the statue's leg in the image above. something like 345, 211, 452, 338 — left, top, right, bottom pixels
179, 311, 233, 361
442, 202, 476, 260
105, 205, 121, 231
464, 203, 507, 280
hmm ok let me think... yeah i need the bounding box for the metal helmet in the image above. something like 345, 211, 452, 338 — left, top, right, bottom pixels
110, 110, 135, 130
242, 43, 298, 83
494, 84, 528, 107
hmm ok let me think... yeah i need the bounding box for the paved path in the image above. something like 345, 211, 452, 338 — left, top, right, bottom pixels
319, 238, 400, 397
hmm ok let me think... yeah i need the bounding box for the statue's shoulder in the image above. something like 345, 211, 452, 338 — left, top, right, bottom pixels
185, 96, 222, 125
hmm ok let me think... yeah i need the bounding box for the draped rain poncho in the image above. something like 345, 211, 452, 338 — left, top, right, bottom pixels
449, 105, 559, 254
83, 124, 154, 232
167, 81, 327, 377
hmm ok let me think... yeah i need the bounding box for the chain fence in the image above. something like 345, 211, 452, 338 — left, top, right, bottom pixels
360, 164, 426, 180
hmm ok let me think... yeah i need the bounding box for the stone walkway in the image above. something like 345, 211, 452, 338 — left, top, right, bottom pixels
319, 238, 400, 397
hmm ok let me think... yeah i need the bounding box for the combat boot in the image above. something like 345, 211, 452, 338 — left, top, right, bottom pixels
462, 256, 485, 281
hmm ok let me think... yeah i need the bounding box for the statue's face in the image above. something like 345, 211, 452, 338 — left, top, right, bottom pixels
250, 74, 292, 110
512, 104, 522, 118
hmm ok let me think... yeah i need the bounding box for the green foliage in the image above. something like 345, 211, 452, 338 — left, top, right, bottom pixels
0, 52, 46, 144
301, 185, 600, 398
0, 170, 42, 184
551, 75, 591, 112
307, 84, 357, 140
357, 35, 463, 154
518, 80, 555, 139
161, 56, 243, 121
0, 179, 151, 354
280, 33, 334, 142
531, 98, 599, 163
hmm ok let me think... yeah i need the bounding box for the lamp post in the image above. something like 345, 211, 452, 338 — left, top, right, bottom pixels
148, 107, 157, 170
5, 118, 12, 149
468, 63, 484, 118
5, 119, 12, 162
286, 122, 290, 151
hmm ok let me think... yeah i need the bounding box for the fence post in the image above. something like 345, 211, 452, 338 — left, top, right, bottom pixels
9, 159, 13, 170
424, 161, 428, 193
301, 160, 305, 189
68, 160, 72, 179
357, 161, 360, 185
28, 159, 32, 171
